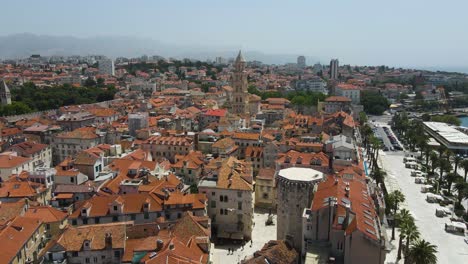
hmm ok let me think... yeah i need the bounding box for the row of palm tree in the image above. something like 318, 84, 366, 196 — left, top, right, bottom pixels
386, 190, 438, 264
392, 112, 468, 219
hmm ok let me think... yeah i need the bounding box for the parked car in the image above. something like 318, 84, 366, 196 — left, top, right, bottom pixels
445, 221, 466, 234
426, 193, 444, 203
436, 207, 452, 217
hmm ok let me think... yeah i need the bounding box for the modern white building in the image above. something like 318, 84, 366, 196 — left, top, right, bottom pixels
423, 121, 468, 154
98, 58, 115, 76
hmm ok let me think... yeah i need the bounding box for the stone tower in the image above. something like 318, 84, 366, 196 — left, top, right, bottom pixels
231, 50, 249, 116
0, 79, 12, 105
276, 167, 324, 254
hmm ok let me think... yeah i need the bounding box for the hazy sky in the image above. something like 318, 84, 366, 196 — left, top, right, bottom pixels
1, 0, 468, 68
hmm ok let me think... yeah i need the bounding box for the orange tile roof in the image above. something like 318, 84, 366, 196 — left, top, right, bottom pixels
8, 141, 48, 156
325, 96, 352, 102
232, 132, 260, 141
55, 222, 127, 251
0, 154, 30, 168
0, 177, 47, 198
70, 193, 163, 218
56, 127, 99, 139
24, 206, 68, 223
215, 157, 253, 191
0, 199, 27, 225
311, 167, 379, 241
0, 216, 43, 263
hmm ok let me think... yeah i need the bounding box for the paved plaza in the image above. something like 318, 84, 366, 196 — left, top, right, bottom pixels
210, 208, 278, 263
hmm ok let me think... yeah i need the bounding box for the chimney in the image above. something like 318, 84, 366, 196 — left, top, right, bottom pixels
328, 154, 333, 172
105, 233, 112, 249
344, 203, 351, 229
156, 239, 164, 251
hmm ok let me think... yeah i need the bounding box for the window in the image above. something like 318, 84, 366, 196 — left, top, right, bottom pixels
238, 202, 242, 210
113, 205, 118, 211
85, 258, 90, 263
72, 220, 77, 225
114, 251, 121, 258
72, 252, 78, 257
263, 193, 269, 199
70, 177, 74, 183
211, 192, 216, 196
237, 191, 242, 198
220, 209, 223, 215
220, 195, 224, 202
131, 214, 136, 220
211, 201, 216, 208
83, 218, 88, 225
144, 212, 149, 219
112, 216, 118, 222
46, 224, 50, 230
95, 217, 100, 224
224, 195, 228, 202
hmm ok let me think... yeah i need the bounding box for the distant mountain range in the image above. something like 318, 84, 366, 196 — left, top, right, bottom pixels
0, 33, 319, 65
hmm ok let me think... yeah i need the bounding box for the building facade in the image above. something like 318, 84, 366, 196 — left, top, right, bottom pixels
276, 167, 324, 254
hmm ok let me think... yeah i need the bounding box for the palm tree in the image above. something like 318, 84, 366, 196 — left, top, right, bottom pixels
403, 221, 420, 259
406, 239, 438, 264
461, 159, 468, 182
454, 181, 468, 204
387, 190, 406, 240
438, 159, 452, 190
452, 154, 462, 173
445, 172, 459, 195
371, 167, 386, 184
395, 209, 413, 260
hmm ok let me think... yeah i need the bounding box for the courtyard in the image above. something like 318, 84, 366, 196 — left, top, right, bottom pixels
210, 208, 278, 263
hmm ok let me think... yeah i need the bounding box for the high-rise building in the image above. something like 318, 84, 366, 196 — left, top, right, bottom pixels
0, 79, 12, 105
231, 50, 249, 116
297, 56, 306, 68
98, 58, 115, 76
276, 167, 324, 254
329, 59, 339, 80
128, 112, 149, 137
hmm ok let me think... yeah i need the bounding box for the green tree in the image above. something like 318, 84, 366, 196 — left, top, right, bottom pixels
84, 77, 97, 87
461, 159, 468, 182
395, 209, 413, 260
406, 239, 438, 264
360, 91, 390, 115
387, 190, 406, 240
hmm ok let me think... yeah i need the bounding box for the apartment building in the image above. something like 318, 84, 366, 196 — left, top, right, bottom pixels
8, 141, 52, 169
52, 127, 102, 164
198, 156, 254, 241
0, 216, 45, 264
69, 192, 207, 225
0, 153, 32, 181
141, 136, 194, 162
302, 168, 386, 263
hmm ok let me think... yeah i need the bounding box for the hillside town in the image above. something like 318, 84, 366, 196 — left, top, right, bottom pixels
0, 51, 467, 264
